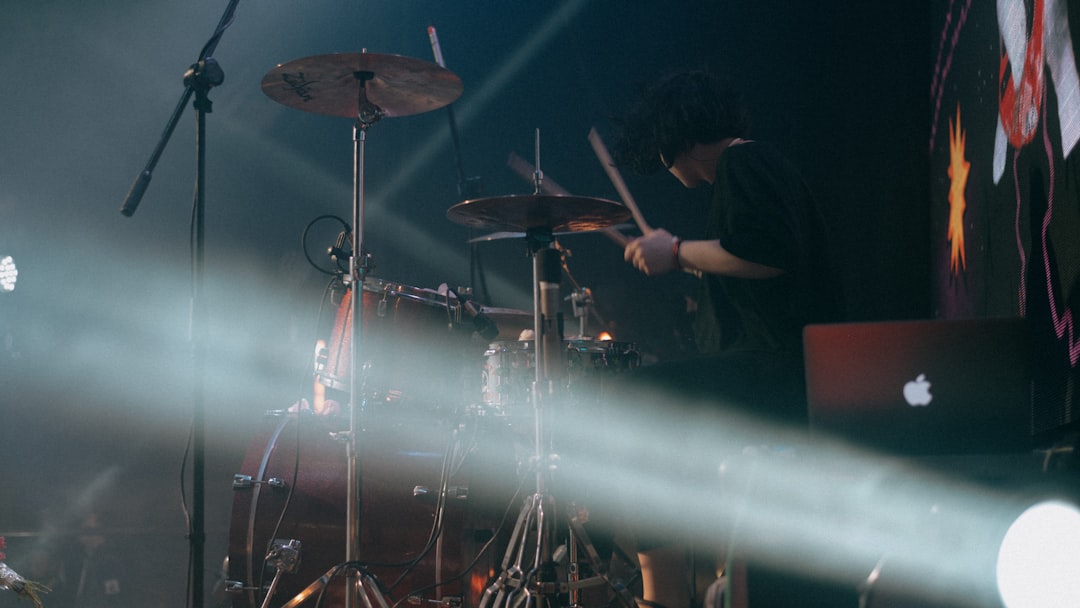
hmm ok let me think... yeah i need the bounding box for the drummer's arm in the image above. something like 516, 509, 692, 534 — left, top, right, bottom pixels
677, 238, 783, 278
624, 228, 783, 279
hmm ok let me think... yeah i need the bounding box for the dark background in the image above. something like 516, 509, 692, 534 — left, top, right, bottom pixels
0, 1, 987, 605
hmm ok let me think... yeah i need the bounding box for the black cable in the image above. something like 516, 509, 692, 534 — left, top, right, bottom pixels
253, 277, 341, 605
301, 215, 351, 276
389, 469, 529, 608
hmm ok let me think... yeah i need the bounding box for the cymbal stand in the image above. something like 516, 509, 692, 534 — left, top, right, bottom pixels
273, 68, 385, 608
476, 227, 562, 608
479, 135, 633, 608
261, 75, 388, 608
481, 229, 633, 608
345, 70, 382, 608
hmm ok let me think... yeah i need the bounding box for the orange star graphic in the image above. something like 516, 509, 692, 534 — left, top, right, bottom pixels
947, 104, 969, 274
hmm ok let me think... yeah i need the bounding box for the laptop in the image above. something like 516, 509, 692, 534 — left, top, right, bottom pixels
803, 318, 1033, 455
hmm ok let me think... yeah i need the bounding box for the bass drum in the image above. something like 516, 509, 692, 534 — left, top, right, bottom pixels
227, 411, 520, 608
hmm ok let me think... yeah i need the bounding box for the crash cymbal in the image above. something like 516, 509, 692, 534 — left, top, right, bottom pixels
261, 52, 463, 118
447, 195, 630, 234
467, 223, 634, 243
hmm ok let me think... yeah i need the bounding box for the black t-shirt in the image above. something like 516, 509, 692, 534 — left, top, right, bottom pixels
692, 141, 841, 364
617, 142, 841, 423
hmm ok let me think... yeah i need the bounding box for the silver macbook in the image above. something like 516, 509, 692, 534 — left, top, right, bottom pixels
803, 318, 1033, 455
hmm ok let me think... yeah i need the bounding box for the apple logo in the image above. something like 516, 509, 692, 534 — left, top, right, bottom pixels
903, 373, 932, 407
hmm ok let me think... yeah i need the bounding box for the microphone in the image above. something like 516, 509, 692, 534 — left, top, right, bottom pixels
327, 227, 351, 264
120, 171, 152, 217
447, 287, 499, 340
457, 293, 499, 341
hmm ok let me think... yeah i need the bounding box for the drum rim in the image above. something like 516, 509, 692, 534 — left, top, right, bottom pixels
485, 338, 637, 352
362, 276, 459, 309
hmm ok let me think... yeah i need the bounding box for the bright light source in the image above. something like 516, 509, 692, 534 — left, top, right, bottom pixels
0, 256, 16, 292
997, 500, 1080, 608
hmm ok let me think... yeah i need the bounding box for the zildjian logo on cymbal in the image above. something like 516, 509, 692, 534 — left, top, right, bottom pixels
280, 72, 316, 102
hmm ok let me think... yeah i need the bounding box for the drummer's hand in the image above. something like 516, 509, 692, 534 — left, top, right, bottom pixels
624, 228, 678, 276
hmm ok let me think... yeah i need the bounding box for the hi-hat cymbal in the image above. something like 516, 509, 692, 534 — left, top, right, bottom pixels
447, 195, 630, 234
261, 52, 463, 118
468, 223, 634, 243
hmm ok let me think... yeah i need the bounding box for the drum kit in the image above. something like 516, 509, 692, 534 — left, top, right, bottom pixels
226, 50, 642, 608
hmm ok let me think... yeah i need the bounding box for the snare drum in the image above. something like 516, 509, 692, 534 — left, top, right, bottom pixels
480, 340, 639, 413
319, 278, 469, 405
480, 340, 535, 410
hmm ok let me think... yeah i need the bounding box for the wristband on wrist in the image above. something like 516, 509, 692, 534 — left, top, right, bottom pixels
672, 236, 683, 271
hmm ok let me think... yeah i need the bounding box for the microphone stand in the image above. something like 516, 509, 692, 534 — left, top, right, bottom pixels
118, 3, 240, 607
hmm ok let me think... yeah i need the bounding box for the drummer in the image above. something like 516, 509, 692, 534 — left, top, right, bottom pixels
612, 69, 844, 607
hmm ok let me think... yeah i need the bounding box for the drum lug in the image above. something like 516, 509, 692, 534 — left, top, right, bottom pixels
406, 594, 463, 607
222, 580, 247, 595
329, 430, 353, 443
412, 485, 468, 502
232, 474, 287, 490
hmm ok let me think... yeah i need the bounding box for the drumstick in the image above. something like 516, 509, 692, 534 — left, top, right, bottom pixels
507, 151, 571, 195
587, 127, 652, 235
506, 152, 628, 247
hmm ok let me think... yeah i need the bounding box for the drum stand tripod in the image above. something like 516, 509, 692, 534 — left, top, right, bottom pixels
444, 129, 635, 608
271, 69, 388, 608
256, 50, 465, 608
341, 72, 388, 608
477, 227, 636, 608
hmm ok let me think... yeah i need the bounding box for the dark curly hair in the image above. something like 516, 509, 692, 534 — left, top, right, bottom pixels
613, 69, 750, 175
